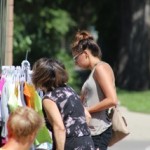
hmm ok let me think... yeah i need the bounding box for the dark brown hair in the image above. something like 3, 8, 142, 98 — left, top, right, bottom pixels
71, 30, 102, 58
32, 58, 68, 91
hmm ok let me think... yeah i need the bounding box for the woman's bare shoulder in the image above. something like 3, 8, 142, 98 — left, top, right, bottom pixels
94, 61, 115, 80
96, 61, 113, 72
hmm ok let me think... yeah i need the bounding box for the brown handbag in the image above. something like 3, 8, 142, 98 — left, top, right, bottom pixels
108, 106, 130, 146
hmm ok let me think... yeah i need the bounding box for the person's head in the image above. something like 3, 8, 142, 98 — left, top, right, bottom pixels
71, 30, 102, 68
32, 58, 68, 92
7, 106, 44, 142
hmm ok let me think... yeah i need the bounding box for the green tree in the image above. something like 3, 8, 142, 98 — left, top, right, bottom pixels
14, 0, 76, 65
116, 0, 150, 90
14, 0, 150, 91
14, 0, 79, 90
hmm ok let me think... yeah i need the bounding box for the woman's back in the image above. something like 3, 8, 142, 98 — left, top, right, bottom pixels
43, 85, 95, 150
44, 85, 91, 137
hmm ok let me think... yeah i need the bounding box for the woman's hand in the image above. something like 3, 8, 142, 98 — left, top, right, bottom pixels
84, 107, 91, 125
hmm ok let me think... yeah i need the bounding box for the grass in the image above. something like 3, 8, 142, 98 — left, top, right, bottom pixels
117, 89, 150, 114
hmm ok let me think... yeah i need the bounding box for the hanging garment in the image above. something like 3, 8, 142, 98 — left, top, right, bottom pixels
1, 81, 12, 138
33, 91, 52, 145
23, 82, 35, 108
0, 77, 5, 123
0, 77, 5, 96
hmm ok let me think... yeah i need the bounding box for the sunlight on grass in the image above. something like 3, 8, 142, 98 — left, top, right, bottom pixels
117, 89, 150, 114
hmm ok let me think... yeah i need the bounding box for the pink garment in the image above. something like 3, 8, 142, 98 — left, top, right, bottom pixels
0, 77, 5, 96
1, 137, 6, 146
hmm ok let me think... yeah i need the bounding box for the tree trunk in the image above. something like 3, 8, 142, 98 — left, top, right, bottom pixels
116, 0, 150, 90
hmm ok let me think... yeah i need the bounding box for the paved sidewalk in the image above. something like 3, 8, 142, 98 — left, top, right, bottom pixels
119, 106, 150, 141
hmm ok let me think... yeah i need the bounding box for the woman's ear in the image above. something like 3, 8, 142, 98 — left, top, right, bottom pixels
84, 49, 90, 59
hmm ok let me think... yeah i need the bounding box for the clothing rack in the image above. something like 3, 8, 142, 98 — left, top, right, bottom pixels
1, 60, 31, 83
0, 60, 52, 149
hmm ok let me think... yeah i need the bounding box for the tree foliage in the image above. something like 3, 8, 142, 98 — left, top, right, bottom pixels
14, 0, 79, 90
13, 0, 150, 91
13, 0, 76, 65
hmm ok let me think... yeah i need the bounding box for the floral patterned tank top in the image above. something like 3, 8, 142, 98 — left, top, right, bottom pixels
43, 85, 91, 138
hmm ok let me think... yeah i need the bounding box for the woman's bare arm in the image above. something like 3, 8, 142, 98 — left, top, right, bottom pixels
43, 99, 66, 150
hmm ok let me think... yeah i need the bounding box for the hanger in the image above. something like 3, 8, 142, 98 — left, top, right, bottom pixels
21, 49, 31, 81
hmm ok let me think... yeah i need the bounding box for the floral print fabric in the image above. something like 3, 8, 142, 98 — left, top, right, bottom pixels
43, 85, 95, 150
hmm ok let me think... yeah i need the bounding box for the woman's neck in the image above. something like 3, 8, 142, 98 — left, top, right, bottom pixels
89, 57, 102, 70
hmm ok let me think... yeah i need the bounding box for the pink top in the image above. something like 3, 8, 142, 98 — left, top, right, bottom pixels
0, 77, 5, 95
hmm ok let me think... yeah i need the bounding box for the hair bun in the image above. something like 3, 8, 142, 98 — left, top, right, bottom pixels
75, 30, 94, 42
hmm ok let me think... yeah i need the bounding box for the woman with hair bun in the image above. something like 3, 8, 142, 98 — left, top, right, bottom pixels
71, 30, 118, 150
